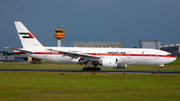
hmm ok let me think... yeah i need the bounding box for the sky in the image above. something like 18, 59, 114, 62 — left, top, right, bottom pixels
0, 0, 180, 51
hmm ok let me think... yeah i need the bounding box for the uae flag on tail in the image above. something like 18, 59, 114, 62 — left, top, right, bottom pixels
19, 33, 34, 38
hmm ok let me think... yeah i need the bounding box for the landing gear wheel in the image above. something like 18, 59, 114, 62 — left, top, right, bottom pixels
83, 67, 87, 71
158, 68, 162, 72
92, 67, 96, 71
89, 68, 92, 71
158, 65, 164, 72
87, 67, 91, 71
97, 67, 101, 71
83, 67, 101, 71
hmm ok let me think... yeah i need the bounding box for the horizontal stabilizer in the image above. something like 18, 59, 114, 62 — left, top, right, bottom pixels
4, 47, 32, 53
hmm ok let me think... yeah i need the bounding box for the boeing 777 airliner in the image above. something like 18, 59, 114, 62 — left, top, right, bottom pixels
5, 22, 176, 71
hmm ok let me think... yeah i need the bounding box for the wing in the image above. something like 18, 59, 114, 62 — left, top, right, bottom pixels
4, 47, 32, 53
48, 49, 101, 60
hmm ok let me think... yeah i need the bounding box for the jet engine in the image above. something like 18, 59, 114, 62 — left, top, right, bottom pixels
100, 57, 127, 69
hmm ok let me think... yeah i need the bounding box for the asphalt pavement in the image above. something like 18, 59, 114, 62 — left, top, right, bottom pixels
0, 69, 180, 74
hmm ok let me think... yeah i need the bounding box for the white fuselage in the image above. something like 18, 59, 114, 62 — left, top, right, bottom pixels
15, 47, 176, 66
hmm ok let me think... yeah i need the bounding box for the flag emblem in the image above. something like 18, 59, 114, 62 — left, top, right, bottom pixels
19, 33, 34, 38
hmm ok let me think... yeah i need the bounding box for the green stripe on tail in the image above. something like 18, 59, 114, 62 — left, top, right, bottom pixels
19, 33, 28, 35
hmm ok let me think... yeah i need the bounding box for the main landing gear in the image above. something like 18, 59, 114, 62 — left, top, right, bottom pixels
82, 60, 101, 71
83, 67, 101, 71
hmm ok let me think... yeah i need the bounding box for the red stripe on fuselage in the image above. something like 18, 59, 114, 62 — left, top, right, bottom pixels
14, 52, 26, 54
86, 53, 175, 58
14, 52, 176, 58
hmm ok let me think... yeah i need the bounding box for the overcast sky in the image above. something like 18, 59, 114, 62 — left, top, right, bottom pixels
0, 0, 180, 51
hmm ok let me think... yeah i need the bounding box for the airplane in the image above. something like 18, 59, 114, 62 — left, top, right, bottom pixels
5, 21, 176, 72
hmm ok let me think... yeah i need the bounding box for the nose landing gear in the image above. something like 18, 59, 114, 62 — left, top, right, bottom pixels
158, 67, 162, 72
158, 64, 164, 72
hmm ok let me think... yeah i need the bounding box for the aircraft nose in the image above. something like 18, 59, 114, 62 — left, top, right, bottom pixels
171, 56, 176, 62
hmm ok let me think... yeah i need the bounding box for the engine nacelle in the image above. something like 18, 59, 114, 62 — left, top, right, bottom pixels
102, 57, 117, 68
117, 63, 127, 69
101, 57, 127, 69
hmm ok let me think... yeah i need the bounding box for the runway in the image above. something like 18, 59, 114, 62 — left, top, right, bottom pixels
0, 69, 180, 74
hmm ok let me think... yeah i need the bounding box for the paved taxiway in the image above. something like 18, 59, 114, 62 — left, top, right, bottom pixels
0, 69, 180, 74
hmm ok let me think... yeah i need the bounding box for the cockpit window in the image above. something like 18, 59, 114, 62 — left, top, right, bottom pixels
167, 54, 173, 56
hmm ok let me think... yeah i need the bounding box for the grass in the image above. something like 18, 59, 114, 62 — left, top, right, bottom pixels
0, 72, 180, 101
0, 59, 180, 101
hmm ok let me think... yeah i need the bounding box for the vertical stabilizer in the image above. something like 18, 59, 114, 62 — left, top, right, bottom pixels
14, 21, 43, 48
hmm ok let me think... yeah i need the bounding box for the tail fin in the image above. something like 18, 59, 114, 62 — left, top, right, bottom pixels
14, 21, 43, 48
